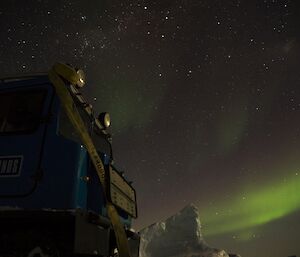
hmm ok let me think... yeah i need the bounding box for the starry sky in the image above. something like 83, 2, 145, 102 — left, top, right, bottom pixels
0, 1, 300, 256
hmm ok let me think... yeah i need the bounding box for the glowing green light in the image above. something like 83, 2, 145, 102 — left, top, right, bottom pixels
201, 172, 300, 237
215, 96, 249, 154
92, 77, 166, 132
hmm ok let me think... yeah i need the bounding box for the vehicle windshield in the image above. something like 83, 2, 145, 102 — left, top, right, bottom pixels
0, 90, 46, 134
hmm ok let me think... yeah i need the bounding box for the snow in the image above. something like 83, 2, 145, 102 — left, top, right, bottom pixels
139, 204, 232, 257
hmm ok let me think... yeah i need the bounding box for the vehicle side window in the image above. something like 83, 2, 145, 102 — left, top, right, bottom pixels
0, 90, 46, 134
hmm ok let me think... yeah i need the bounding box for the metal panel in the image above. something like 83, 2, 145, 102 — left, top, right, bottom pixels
74, 211, 110, 256
0, 156, 23, 177
109, 166, 137, 218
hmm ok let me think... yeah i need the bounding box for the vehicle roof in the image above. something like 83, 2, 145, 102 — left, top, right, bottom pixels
0, 73, 111, 137
0, 73, 50, 88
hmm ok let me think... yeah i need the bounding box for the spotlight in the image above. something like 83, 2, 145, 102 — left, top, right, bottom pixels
98, 112, 111, 128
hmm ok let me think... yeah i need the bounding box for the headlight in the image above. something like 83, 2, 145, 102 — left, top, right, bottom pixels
76, 69, 86, 88
98, 112, 111, 128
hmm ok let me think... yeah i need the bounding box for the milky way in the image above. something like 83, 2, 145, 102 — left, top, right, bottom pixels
0, 1, 299, 256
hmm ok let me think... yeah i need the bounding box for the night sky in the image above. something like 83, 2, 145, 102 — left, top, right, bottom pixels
0, 1, 300, 256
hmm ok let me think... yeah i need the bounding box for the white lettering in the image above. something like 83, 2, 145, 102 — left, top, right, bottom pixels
1, 160, 7, 174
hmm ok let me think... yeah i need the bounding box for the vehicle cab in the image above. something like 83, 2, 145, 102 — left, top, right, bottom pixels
0, 73, 139, 257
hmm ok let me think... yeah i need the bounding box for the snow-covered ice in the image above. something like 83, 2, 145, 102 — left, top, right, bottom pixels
139, 204, 236, 257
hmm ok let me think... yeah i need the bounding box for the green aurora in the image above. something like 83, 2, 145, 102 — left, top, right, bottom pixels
91, 77, 166, 133
201, 172, 300, 238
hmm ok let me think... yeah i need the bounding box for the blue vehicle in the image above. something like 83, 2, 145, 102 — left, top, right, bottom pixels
0, 67, 139, 257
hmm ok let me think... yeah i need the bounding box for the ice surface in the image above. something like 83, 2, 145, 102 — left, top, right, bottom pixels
139, 204, 232, 257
